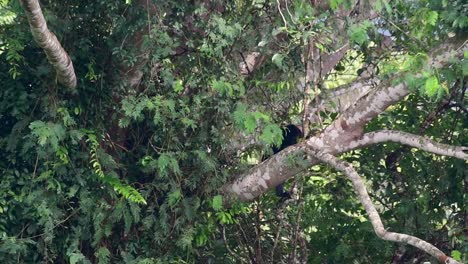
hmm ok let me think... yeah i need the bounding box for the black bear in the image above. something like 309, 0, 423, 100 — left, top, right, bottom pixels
272, 124, 303, 198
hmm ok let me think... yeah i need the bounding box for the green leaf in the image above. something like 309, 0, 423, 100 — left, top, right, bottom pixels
462, 60, 468, 76
212, 79, 229, 95
451, 250, 462, 261
373, 0, 388, 13
244, 115, 257, 133
424, 76, 439, 97
100, 175, 147, 204
212, 195, 223, 211
195, 231, 208, 246
233, 103, 247, 129
329, 0, 344, 10
173, 79, 184, 93
425, 11, 438, 26
140, 155, 153, 167
168, 190, 182, 207
123, 203, 133, 233
260, 124, 283, 146
69, 252, 90, 264
272, 53, 285, 70
29, 121, 66, 151
95, 247, 111, 264
176, 227, 194, 250
216, 211, 234, 224
158, 153, 181, 177
347, 22, 372, 45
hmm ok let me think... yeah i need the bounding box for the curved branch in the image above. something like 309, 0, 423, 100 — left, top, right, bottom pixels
312, 150, 461, 264
20, 0, 77, 89
346, 130, 468, 160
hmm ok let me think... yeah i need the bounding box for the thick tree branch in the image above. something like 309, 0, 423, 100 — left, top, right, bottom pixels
223, 37, 467, 203
312, 151, 461, 264
222, 145, 315, 202
309, 38, 467, 151
19, 0, 76, 89
346, 130, 468, 159
314, 38, 467, 125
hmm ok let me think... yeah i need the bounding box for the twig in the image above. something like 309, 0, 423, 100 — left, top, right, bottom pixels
236, 220, 256, 263
284, 0, 296, 25
290, 183, 304, 263
276, 0, 288, 28
32, 155, 39, 178
222, 225, 238, 259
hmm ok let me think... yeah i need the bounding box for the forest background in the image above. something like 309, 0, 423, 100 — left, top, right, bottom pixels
0, 0, 467, 263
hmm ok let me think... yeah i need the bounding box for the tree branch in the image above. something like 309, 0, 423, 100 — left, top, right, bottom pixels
307, 76, 376, 122
222, 145, 315, 202
309, 38, 467, 152
19, 0, 77, 89
312, 150, 461, 264
345, 130, 468, 160
223, 37, 466, 203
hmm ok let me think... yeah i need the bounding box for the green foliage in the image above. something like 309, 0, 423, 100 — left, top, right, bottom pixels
211, 195, 223, 211
233, 103, 272, 134
0, 0, 16, 26
272, 53, 286, 70
439, 0, 468, 30
452, 250, 462, 261
373, 0, 392, 14
87, 133, 146, 204
96, 247, 111, 264
101, 175, 147, 205
424, 76, 440, 97
167, 189, 182, 207
200, 15, 242, 57
211, 78, 245, 97
410, 8, 439, 39
462, 53, 468, 76
347, 20, 373, 45
329, 0, 344, 10
216, 211, 234, 225
4, 37, 24, 79
70, 252, 91, 264
29, 121, 66, 151
260, 123, 283, 146
157, 153, 181, 177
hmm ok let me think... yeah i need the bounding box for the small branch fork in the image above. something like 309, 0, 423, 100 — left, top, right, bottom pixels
311, 150, 462, 264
